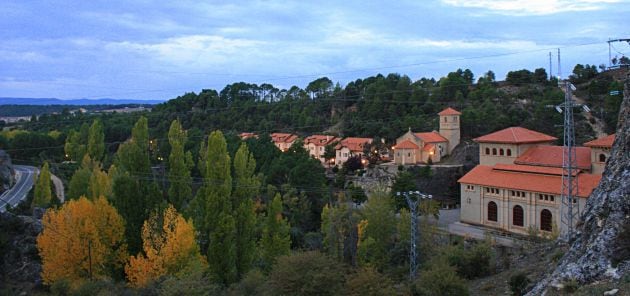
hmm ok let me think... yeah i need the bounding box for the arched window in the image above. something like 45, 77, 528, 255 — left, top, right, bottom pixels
499, 148, 504, 156
492, 148, 497, 155
599, 154, 607, 162
540, 209, 552, 231
507, 149, 512, 156
487, 201, 498, 222
513, 205, 524, 226
485, 147, 490, 155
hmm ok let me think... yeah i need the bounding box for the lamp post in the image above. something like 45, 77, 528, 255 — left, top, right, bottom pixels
396, 191, 432, 279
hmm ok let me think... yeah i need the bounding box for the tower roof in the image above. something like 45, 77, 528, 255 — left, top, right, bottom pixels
584, 134, 615, 148
474, 127, 557, 144
438, 107, 461, 116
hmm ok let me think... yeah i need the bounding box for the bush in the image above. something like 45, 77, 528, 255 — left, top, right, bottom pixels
331, 166, 339, 173
562, 278, 579, 293
442, 241, 494, 279
509, 272, 530, 296
345, 267, 396, 296
413, 260, 469, 296
227, 269, 267, 296
265, 251, 345, 296
398, 164, 404, 171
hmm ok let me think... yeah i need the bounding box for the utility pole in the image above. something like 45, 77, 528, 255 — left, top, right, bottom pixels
396, 191, 432, 279
549, 52, 553, 80
550, 81, 590, 240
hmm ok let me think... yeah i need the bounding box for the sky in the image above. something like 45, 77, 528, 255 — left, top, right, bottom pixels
1, 0, 629, 101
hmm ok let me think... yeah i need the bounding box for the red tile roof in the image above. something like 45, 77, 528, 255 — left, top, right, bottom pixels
304, 135, 339, 146
584, 134, 616, 148
336, 137, 373, 152
493, 164, 579, 176
271, 133, 298, 144
458, 165, 601, 198
415, 131, 448, 143
394, 139, 419, 149
474, 127, 557, 144
438, 107, 462, 116
515, 146, 592, 171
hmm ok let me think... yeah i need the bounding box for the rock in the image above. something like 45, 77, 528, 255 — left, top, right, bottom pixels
603, 288, 619, 295
527, 73, 630, 295
32, 207, 45, 220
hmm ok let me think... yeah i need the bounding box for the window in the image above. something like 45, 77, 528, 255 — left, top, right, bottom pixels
343, 153, 348, 157
485, 147, 490, 155
488, 202, 498, 222
599, 154, 607, 162
397, 152, 400, 157
513, 205, 524, 226
492, 148, 497, 155
444, 117, 448, 122
538, 194, 555, 202
454, 116, 458, 122
507, 149, 512, 156
499, 148, 504, 156
407, 153, 411, 157
511, 191, 526, 198
465, 185, 475, 191
486, 187, 500, 195
540, 209, 552, 231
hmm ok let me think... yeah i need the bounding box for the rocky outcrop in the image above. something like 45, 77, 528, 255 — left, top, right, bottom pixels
528, 74, 630, 294
0, 211, 43, 293
0, 150, 14, 191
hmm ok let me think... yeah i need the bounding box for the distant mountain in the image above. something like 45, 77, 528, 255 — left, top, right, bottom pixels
0, 97, 165, 105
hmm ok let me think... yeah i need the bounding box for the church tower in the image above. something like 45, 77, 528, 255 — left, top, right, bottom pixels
438, 107, 461, 154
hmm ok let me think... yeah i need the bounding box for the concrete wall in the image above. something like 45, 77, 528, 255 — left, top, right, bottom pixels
478, 143, 520, 166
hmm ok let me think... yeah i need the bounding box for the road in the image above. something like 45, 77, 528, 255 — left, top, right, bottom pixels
0, 165, 38, 213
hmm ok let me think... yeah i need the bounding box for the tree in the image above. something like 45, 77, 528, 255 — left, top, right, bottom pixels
87, 119, 105, 161
125, 205, 206, 287
111, 116, 162, 255
390, 171, 417, 210
88, 165, 112, 200
32, 161, 52, 208
232, 143, 259, 277
265, 251, 345, 296
167, 120, 192, 211
259, 194, 291, 270
345, 267, 396, 296
414, 259, 469, 296
37, 197, 127, 287
357, 191, 396, 270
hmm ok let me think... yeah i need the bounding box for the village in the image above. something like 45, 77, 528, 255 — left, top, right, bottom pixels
241, 106, 615, 240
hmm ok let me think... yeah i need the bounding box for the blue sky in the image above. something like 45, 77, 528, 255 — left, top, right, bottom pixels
1, 0, 628, 101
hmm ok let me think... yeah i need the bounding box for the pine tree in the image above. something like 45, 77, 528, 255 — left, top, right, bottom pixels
259, 194, 291, 270
32, 161, 52, 208
232, 143, 259, 277
87, 119, 105, 161
167, 120, 192, 211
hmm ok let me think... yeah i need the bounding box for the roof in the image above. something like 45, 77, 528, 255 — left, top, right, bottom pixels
415, 131, 448, 143
304, 135, 339, 146
239, 132, 257, 140
335, 137, 373, 152
438, 107, 462, 116
474, 127, 557, 144
270, 133, 298, 144
422, 143, 435, 152
493, 163, 579, 176
394, 139, 419, 150
458, 165, 601, 198
515, 146, 592, 171
584, 134, 616, 148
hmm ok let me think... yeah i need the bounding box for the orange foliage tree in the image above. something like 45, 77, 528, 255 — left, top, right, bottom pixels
125, 204, 206, 287
36, 196, 127, 286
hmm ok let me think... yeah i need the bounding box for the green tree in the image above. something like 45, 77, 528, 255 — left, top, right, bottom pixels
111, 116, 162, 255
32, 161, 52, 208
232, 143, 259, 278
345, 267, 396, 296
259, 194, 291, 270
265, 251, 345, 296
87, 119, 105, 161
167, 120, 192, 211
357, 191, 396, 270
66, 157, 92, 201
414, 259, 469, 296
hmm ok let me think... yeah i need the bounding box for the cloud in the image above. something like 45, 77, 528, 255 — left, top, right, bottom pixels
441, 0, 621, 16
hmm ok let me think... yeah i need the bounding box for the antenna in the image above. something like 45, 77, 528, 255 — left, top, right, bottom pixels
557, 48, 561, 79
549, 52, 553, 80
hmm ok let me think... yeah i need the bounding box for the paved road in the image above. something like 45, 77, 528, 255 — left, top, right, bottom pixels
0, 165, 38, 213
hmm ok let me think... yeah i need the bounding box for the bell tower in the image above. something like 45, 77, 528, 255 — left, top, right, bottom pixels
438, 107, 461, 154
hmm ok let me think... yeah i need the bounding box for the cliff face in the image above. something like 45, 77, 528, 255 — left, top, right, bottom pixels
528, 74, 630, 294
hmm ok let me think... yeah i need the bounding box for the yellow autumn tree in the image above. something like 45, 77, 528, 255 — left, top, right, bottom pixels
37, 196, 127, 287
125, 204, 206, 287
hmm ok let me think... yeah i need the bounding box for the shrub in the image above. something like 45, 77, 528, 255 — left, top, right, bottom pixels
345, 267, 396, 296
331, 166, 339, 173
442, 241, 494, 279
508, 272, 530, 296
265, 251, 345, 296
413, 260, 469, 296
398, 164, 404, 171
562, 278, 579, 293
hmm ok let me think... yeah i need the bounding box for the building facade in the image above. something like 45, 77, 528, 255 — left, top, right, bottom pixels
584, 134, 616, 174
304, 135, 340, 164
392, 107, 460, 165
335, 137, 372, 165
271, 133, 298, 152
459, 127, 608, 236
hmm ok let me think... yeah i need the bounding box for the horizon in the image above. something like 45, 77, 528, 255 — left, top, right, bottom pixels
1, 0, 628, 101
